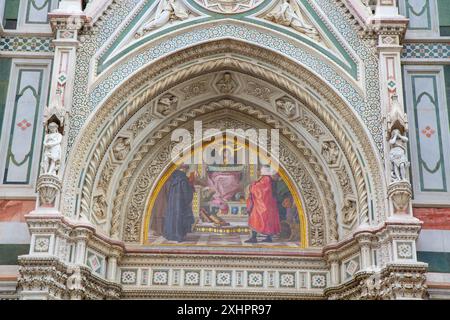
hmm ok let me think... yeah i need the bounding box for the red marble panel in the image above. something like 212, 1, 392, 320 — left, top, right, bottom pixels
414, 207, 450, 230
0, 200, 35, 222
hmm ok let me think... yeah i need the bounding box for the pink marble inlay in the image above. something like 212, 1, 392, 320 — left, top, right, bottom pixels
0, 200, 35, 222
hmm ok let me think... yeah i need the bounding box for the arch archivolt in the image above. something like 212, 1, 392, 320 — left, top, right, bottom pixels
109, 105, 340, 247
62, 41, 385, 248
90, 94, 362, 247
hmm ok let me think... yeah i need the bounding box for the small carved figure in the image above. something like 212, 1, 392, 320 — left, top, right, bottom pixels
93, 193, 107, 220
342, 198, 357, 226
113, 137, 131, 161
266, 0, 319, 40
361, 273, 382, 299
276, 97, 297, 118
216, 72, 236, 94
389, 129, 409, 181
41, 122, 62, 175
156, 93, 178, 115
136, 0, 189, 36
322, 141, 339, 165
66, 266, 82, 291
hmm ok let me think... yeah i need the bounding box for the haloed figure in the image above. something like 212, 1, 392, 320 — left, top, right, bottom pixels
163, 164, 195, 242
245, 166, 281, 243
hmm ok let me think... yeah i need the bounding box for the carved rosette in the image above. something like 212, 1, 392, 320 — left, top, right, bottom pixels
37, 174, 62, 207
387, 181, 412, 215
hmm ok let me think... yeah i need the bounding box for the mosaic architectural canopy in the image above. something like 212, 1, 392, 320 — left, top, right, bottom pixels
0, 0, 449, 301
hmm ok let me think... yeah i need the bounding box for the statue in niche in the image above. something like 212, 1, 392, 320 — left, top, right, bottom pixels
41, 122, 62, 176
136, 0, 189, 36
266, 0, 320, 40
216, 72, 236, 94
389, 129, 409, 182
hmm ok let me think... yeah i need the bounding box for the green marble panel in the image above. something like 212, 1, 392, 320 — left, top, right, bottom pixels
417, 251, 450, 273
0, 244, 30, 265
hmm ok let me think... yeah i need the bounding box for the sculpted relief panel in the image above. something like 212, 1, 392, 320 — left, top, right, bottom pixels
193, 0, 265, 14
136, 0, 194, 37
85, 71, 363, 247
265, 0, 321, 42
65, 43, 381, 232
107, 103, 353, 250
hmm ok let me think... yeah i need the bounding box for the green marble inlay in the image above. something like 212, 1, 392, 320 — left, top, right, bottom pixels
411, 75, 447, 192
437, 0, 450, 35
0, 59, 12, 135
3, 0, 21, 29
444, 66, 450, 134
0, 244, 30, 265
97, 0, 356, 79
241, 17, 356, 77
405, 0, 431, 30
417, 251, 450, 273
3, 69, 44, 185
26, 0, 52, 24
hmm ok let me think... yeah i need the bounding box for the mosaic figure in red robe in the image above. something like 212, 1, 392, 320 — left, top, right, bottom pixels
245, 166, 281, 243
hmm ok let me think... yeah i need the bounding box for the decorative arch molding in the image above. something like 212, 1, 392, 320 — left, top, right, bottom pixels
109, 104, 340, 247
84, 0, 372, 33
82, 0, 379, 82
63, 41, 385, 233
15, 0, 431, 301
91, 13, 359, 79
71, 10, 383, 152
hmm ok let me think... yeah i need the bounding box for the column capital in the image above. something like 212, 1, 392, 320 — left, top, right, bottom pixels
364, 15, 409, 45
48, 13, 91, 34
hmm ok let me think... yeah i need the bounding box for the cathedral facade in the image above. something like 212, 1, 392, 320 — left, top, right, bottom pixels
0, 0, 449, 299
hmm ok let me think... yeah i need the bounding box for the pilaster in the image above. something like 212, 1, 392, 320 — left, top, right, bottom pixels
36, 0, 89, 214
17, 214, 123, 300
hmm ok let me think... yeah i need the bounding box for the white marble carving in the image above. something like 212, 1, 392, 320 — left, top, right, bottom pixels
216, 72, 236, 94
276, 96, 297, 118
41, 122, 62, 176
194, 0, 264, 14
156, 93, 179, 116
389, 129, 409, 182
266, 0, 320, 40
136, 0, 189, 36
112, 137, 131, 161
322, 141, 339, 166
